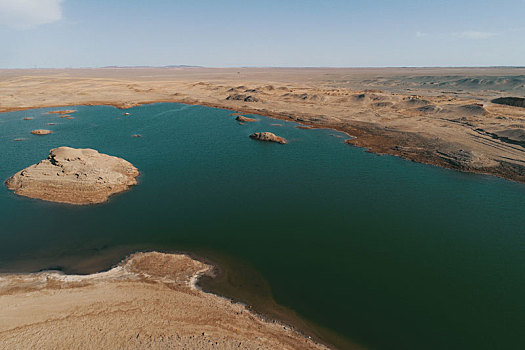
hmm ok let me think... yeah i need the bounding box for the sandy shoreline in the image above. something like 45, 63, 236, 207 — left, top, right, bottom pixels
0, 251, 334, 350
1, 67, 525, 183
4, 98, 524, 184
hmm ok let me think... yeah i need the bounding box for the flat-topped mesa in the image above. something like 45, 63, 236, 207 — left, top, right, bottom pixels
5, 147, 139, 205
249, 132, 287, 144
492, 97, 525, 108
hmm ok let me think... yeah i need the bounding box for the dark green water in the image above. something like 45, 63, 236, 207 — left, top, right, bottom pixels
1, 103, 524, 349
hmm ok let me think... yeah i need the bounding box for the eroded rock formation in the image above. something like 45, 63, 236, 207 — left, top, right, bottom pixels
249, 132, 287, 144
5, 147, 139, 204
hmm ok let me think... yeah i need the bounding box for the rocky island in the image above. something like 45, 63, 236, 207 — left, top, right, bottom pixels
31, 129, 52, 135
46, 109, 77, 115
250, 132, 287, 144
235, 115, 257, 122
5, 147, 139, 204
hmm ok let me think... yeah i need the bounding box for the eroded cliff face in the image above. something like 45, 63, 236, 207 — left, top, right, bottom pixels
492, 97, 525, 108
5, 147, 139, 204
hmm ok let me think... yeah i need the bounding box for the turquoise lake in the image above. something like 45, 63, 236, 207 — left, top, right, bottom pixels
1, 103, 524, 349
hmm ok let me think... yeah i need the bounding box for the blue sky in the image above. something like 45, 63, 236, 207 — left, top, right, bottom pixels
0, 0, 524, 68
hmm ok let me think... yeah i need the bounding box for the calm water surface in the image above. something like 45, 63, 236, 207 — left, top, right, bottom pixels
1, 103, 524, 349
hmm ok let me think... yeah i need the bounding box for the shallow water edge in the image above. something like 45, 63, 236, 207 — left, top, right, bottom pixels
0, 246, 357, 350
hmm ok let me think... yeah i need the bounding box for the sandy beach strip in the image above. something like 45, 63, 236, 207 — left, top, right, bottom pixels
0, 251, 330, 350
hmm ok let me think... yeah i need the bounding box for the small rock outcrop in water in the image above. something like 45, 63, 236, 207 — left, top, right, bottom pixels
31, 129, 52, 135
249, 132, 287, 144
46, 110, 76, 115
5, 147, 139, 205
235, 115, 257, 122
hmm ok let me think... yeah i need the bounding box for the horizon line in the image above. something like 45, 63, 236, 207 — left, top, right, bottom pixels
1, 65, 525, 70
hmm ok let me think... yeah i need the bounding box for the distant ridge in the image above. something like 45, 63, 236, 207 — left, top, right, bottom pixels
101, 65, 203, 69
